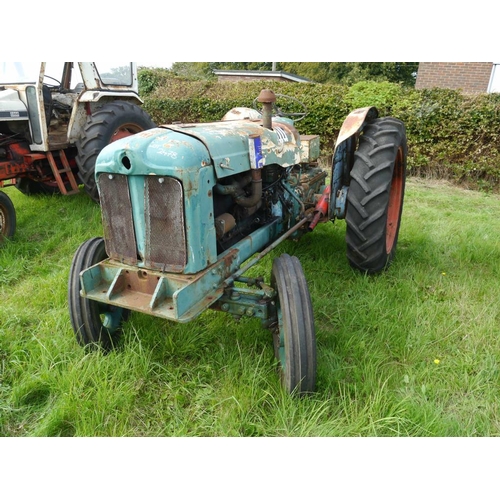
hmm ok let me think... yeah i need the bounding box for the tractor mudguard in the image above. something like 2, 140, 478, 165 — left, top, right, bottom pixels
329, 106, 378, 220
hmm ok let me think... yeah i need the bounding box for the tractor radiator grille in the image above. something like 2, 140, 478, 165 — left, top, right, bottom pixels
99, 174, 138, 265
144, 176, 186, 271
98, 174, 187, 272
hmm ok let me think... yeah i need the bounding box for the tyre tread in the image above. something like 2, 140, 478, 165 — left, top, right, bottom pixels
346, 117, 407, 273
75, 101, 155, 202
271, 254, 316, 394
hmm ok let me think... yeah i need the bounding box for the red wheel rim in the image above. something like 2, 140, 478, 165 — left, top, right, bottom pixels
110, 123, 144, 143
386, 147, 404, 253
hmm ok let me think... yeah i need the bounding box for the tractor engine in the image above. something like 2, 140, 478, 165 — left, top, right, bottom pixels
95, 110, 324, 276
213, 158, 325, 253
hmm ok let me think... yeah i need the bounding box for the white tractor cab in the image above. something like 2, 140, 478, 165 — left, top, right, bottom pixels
0, 62, 155, 242
1, 62, 146, 150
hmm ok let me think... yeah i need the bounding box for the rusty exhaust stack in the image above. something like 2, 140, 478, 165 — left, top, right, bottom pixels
257, 89, 276, 130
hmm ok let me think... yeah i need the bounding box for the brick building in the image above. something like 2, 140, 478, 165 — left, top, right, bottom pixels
415, 62, 499, 94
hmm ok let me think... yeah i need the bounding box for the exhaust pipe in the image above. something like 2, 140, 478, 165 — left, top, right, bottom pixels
257, 89, 276, 130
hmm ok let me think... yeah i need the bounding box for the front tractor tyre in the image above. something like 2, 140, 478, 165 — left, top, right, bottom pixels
76, 101, 155, 202
0, 191, 16, 244
68, 237, 130, 350
271, 254, 316, 395
345, 117, 407, 274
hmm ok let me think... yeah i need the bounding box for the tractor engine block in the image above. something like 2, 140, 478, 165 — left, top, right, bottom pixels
213, 163, 327, 252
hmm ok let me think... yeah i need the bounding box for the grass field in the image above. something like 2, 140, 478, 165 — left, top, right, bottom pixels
1, 177, 500, 437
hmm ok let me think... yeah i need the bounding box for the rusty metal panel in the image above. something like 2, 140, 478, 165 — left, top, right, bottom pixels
299, 135, 320, 163
335, 107, 378, 147
144, 176, 186, 272
98, 173, 138, 265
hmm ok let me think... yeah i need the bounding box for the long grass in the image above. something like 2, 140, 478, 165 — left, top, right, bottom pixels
1, 177, 500, 437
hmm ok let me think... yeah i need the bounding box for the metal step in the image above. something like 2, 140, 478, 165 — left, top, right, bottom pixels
46, 150, 79, 195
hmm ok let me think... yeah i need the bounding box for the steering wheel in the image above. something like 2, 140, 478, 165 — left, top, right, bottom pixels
43, 74, 61, 89
253, 93, 308, 122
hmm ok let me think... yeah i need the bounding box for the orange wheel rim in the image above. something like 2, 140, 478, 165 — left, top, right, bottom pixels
386, 148, 404, 253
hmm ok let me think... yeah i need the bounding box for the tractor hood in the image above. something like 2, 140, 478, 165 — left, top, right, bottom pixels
161, 118, 302, 178
95, 118, 302, 180
0, 88, 28, 121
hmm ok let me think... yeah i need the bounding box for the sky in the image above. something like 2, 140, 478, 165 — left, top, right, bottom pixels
3, 2, 497, 64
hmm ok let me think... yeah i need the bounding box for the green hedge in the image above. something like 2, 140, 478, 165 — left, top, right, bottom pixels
139, 70, 500, 190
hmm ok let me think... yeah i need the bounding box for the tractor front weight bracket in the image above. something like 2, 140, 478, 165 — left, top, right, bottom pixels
212, 280, 276, 327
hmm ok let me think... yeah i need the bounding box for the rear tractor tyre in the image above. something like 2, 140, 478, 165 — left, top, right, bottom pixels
76, 101, 155, 203
68, 237, 130, 350
0, 191, 16, 243
345, 117, 407, 274
271, 254, 316, 395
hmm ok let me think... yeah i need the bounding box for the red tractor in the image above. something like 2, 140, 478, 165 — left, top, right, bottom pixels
0, 62, 155, 244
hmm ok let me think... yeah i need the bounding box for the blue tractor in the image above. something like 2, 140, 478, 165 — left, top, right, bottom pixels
68, 89, 407, 395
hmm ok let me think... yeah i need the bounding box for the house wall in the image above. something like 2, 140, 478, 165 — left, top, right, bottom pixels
415, 62, 493, 94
